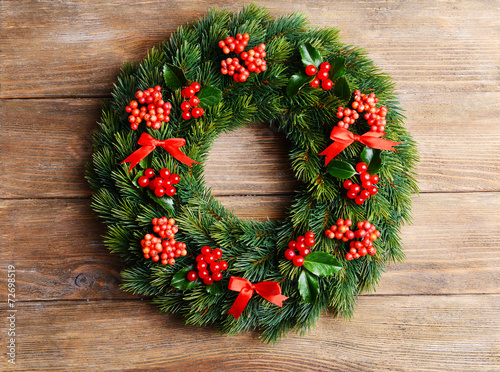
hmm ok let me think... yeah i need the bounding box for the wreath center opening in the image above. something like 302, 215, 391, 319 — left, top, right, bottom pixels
204, 122, 298, 221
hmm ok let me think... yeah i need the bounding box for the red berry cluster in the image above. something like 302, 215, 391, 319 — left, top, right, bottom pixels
218, 33, 267, 82
336, 90, 388, 132
187, 246, 228, 285
140, 217, 187, 265
345, 221, 380, 260
324, 219, 354, 241
335, 107, 360, 129
218, 33, 250, 54
352, 90, 388, 132
306, 62, 334, 90
284, 231, 316, 267
180, 82, 204, 120
343, 162, 379, 205
220, 57, 250, 82
125, 86, 172, 130
137, 168, 180, 198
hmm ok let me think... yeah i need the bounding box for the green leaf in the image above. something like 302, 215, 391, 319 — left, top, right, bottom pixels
139, 155, 152, 170
206, 281, 224, 295
197, 85, 223, 109
163, 63, 187, 90
303, 252, 342, 277
132, 170, 144, 188
286, 72, 314, 97
334, 76, 351, 103
330, 56, 346, 80
361, 147, 384, 174
299, 43, 323, 67
148, 192, 175, 215
327, 160, 356, 179
171, 265, 200, 290
298, 270, 319, 303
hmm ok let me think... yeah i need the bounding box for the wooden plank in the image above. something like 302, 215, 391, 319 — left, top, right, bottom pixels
4, 295, 499, 371
0, 193, 498, 301
1, 0, 499, 98
1, 95, 499, 198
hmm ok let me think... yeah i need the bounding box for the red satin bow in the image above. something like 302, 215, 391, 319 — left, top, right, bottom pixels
227, 277, 288, 320
318, 126, 402, 166
121, 133, 199, 172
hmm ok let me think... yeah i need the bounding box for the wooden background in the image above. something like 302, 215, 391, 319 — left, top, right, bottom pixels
1, 0, 499, 370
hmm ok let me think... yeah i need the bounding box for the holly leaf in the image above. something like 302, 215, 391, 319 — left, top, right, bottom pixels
330, 56, 346, 80
327, 160, 356, 179
299, 43, 323, 67
361, 147, 384, 174
163, 63, 187, 90
148, 192, 175, 215
298, 270, 319, 303
334, 76, 351, 103
197, 85, 223, 109
286, 71, 314, 97
303, 252, 342, 277
171, 265, 200, 290
206, 281, 224, 295
139, 155, 152, 170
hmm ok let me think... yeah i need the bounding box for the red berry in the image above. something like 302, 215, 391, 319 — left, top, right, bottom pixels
320, 62, 331, 71
356, 162, 368, 173
187, 271, 198, 281
182, 111, 191, 120
138, 176, 149, 187
154, 187, 166, 197
299, 248, 311, 257
198, 269, 209, 279
212, 271, 223, 281
297, 236, 305, 244
355, 196, 365, 205
317, 70, 329, 80
305, 231, 315, 239
189, 96, 200, 107
343, 180, 353, 189
210, 262, 221, 272
293, 255, 305, 267
180, 102, 191, 111
144, 168, 155, 178
370, 175, 379, 184
321, 79, 333, 90
190, 82, 201, 92
192, 107, 204, 118
212, 248, 223, 259
165, 187, 176, 197
197, 261, 207, 271
160, 168, 170, 179
345, 253, 353, 261
345, 230, 355, 240
205, 254, 215, 264
360, 172, 371, 182
219, 261, 228, 271
305, 238, 315, 247
360, 190, 370, 199
305, 65, 317, 76
201, 246, 211, 255
310, 78, 320, 88
203, 277, 214, 285
284, 249, 295, 260
368, 186, 378, 195
288, 241, 297, 249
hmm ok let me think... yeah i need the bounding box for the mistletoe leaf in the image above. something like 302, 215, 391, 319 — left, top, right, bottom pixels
171, 265, 200, 290
299, 43, 323, 67
197, 85, 223, 109
148, 192, 175, 215
298, 270, 319, 303
303, 252, 342, 276
286, 71, 314, 97
327, 160, 356, 179
206, 281, 224, 295
163, 63, 187, 90
334, 76, 351, 103
330, 56, 346, 80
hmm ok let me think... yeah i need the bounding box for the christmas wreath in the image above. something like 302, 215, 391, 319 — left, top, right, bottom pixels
87, 4, 418, 343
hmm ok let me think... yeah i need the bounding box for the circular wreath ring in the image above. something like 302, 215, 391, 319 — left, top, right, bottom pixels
87, 4, 418, 343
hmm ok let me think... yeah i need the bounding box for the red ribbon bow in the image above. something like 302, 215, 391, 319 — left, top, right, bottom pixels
121, 133, 199, 172
318, 126, 402, 166
227, 277, 288, 320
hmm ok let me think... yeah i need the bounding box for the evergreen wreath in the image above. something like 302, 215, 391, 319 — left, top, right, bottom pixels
86, 4, 418, 343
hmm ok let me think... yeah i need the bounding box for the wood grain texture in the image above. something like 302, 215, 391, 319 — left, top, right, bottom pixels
1, 94, 499, 198
4, 296, 499, 371
1, 0, 498, 98
0, 193, 498, 301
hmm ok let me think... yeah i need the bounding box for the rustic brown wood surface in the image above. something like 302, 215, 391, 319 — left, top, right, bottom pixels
1, 0, 499, 371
